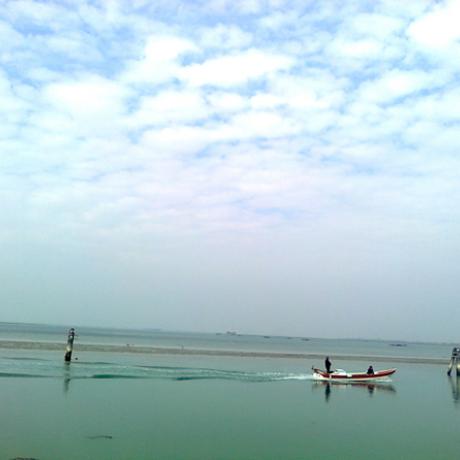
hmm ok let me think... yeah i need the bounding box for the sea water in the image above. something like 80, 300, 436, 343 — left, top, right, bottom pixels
1, 323, 460, 459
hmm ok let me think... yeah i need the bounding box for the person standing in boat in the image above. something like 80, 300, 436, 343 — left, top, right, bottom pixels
367, 365, 374, 375
325, 356, 332, 373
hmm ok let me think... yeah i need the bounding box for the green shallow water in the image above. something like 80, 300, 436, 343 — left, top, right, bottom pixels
1, 352, 460, 460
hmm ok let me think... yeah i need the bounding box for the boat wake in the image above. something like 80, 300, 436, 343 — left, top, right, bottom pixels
0, 357, 313, 382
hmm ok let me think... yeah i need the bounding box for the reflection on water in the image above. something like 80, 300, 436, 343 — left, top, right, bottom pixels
325, 382, 331, 401
448, 374, 460, 405
313, 380, 396, 402
63, 364, 72, 394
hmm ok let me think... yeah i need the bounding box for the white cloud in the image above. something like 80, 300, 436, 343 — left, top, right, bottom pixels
258, 11, 298, 29
378, 0, 427, 19
200, 24, 252, 49
42, 75, 130, 135
122, 35, 198, 84
207, 0, 264, 15
130, 89, 209, 126
217, 110, 300, 140
141, 125, 216, 155
179, 49, 294, 87
0, 71, 27, 114
44, 76, 126, 115
267, 73, 346, 111
0, 19, 24, 48
6, 0, 78, 31
2, 0, 460, 339
412, 87, 460, 122
137, 107, 302, 159
206, 92, 248, 112
25, 67, 62, 82
404, 121, 460, 154
347, 13, 405, 39
43, 33, 101, 61
250, 93, 283, 109
77, 1, 126, 31
144, 35, 197, 62
408, 0, 460, 48
357, 70, 440, 104
328, 38, 383, 59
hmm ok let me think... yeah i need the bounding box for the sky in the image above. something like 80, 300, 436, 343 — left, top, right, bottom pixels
1, 0, 460, 342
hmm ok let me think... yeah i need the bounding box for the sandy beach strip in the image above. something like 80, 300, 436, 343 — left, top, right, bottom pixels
0, 339, 449, 365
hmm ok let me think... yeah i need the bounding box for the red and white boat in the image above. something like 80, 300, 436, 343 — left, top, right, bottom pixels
312, 367, 396, 382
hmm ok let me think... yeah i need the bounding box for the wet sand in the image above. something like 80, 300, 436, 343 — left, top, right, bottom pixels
0, 340, 449, 365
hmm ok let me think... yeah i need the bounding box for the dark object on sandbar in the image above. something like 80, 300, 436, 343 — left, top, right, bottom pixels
263, 336, 271, 339
389, 343, 407, 347
64, 328, 76, 363
87, 435, 113, 440
447, 347, 460, 376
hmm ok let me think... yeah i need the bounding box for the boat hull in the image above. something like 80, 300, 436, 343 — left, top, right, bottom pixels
312, 367, 396, 382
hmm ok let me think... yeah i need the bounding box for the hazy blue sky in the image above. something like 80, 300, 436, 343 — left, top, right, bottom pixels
1, 0, 460, 342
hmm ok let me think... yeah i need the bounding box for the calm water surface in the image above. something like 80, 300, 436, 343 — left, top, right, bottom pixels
1, 324, 460, 459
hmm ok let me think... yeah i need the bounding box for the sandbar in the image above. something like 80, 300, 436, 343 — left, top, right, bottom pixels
0, 339, 449, 365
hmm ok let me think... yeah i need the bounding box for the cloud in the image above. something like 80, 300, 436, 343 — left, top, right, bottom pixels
130, 89, 209, 126
347, 13, 405, 39
122, 35, 198, 84
23, 75, 132, 142
266, 72, 346, 110
24, 67, 62, 82
141, 125, 216, 155
206, 91, 248, 112
411, 87, 460, 122
328, 38, 383, 59
408, 0, 460, 48
0, 19, 24, 49
258, 10, 299, 30
179, 48, 294, 87
0, 70, 29, 114
43, 76, 129, 123
41, 33, 102, 61
200, 24, 252, 49
5, 0, 78, 31
217, 110, 301, 140
357, 69, 441, 104
2, 0, 460, 339
206, 0, 265, 15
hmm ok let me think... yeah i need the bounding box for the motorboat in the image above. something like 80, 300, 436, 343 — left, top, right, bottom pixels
312, 367, 396, 382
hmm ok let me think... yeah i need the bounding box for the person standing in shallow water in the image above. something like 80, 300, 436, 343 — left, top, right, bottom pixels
325, 356, 332, 373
